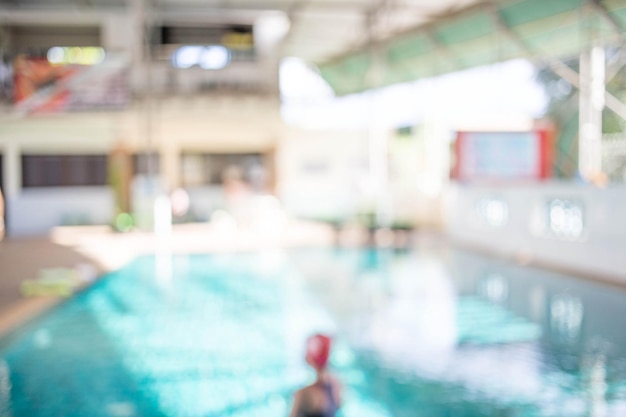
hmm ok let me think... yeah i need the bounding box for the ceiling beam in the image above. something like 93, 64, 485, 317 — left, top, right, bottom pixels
0, 9, 106, 25
488, 2, 626, 121
487, 3, 581, 85
424, 30, 465, 72
156, 0, 372, 13
587, 0, 626, 43
276, 0, 310, 56
606, 49, 626, 82
486, 3, 533, 60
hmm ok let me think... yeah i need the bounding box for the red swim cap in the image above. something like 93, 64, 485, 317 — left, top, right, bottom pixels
306, 334, 332, 369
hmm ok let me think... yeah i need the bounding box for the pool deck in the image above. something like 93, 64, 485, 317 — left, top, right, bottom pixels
0, 220, 346, 337
0, 234, 101, 337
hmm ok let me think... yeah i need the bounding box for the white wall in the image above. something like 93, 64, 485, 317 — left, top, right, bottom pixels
0, 115, 118, 236
0, 95, 285, 236
0, 10, 287, 236
445, 181, 626, 284
8, 187, 114, 236
277, 128, 370, 221
277, 127, 448, 227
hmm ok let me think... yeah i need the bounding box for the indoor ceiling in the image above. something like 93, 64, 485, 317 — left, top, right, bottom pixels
319, 0, 626, 95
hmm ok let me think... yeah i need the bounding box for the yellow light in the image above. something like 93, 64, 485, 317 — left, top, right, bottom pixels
221, 32, 253, 50
46, 47, 106, 65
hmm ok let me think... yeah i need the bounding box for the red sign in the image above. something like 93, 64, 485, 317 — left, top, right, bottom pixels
452, 130, 553, 182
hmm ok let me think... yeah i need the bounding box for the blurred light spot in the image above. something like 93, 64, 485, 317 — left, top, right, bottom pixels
584, 354, 608, 417
556, 79, 572, 97
47, 46, 105, 65
33, 328, 52, 349
154, 195, 172, 237
255, 11, 290, 48
47, 47, 65, 64
550, 293, 584, 341
199, 46, 230, 70
115, 212, 134, 232
172, 46, 230, 70
172, 46, 198, 69
155, 251, 173, 286
332, 343, 356, 367
475, 197, 508, 227
547, 199, 584, 240
170, 188, 190, 217
480, 273, 509, 303
279, 57, 334, 103
106, 402, 136, 417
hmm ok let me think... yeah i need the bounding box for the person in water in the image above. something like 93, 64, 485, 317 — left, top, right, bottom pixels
290, 334, 342, 417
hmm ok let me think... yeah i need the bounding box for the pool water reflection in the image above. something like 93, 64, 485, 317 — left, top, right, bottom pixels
295, 247, 626, 417
1, 246, 625, 417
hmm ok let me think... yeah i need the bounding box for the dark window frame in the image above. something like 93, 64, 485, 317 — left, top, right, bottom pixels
132, 152, 161, 176
21, 154, 108, 188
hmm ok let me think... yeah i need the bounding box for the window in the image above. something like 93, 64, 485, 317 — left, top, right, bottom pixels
474, 197, 509, 227
545, 198, 584, 240
22, 154, 107, 187
132, 152, 161, 176
181, 152, 264, 188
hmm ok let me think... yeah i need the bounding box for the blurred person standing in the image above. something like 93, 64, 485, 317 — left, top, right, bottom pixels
221, 165, 253, 224
290, 334, 342, 417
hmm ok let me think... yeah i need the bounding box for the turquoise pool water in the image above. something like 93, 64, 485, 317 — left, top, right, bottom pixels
1, 247, 626, 416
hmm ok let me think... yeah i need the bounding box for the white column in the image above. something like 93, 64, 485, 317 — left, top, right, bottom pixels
3, 143, 20, 236
578, 46, 605, 181
129, 0, 149, 93
368, 102, 390, 226
4, 143, 20, 199
367, 41, 392, 227
162, 142, 179, 190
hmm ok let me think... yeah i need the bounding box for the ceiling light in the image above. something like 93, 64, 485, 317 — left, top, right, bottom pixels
47, 46, 105, 65
172, 46, 230, 70
255, 11, 290, 52
199, 46, 230, 70
172, 46, 200, 69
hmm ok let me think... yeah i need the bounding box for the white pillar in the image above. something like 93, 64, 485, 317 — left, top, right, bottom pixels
367, 41, 392, 227
4, 143, 20, 199
129, 0, 149, 93
368, 103, 390, 226
3, 143, 20, 236
578, 46, 605, 181
162, 142, 179, 190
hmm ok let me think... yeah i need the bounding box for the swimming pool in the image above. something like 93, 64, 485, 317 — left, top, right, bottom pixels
1, 246, 626, 416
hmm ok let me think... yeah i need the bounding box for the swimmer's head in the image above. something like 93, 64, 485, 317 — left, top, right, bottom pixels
305, 333, 332, 370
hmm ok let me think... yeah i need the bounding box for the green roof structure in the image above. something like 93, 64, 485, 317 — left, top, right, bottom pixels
318, 0, 626, 95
